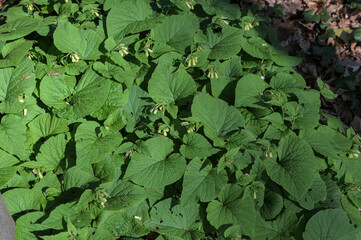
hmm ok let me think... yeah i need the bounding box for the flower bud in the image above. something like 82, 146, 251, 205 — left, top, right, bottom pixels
71, 53, 80, 62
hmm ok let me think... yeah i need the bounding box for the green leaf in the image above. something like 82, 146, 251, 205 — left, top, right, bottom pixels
124, 136, 186, 188
54, 21, 104, 59
41, 232, 69, 239
270, 72, 306, 91
192, 93, 244, 138
152, 15, 199, 52
300, 128, 339, 159
108, 52, 139, 87
124, 85, 152, 131
240, 36, 272, 59
36, 134, 68, 171
0, 149, 19, 168
148, 64, 196, 104
0, 115, 26, 158
304, 10, 321, 23
92, 228, 114, 240
71, 69, 111, 118
106, 0, 157, 40
181, 158, 227, 207
206, 184, 256, 237
316, 176, 341, 209
91, 81, 129, 120
220, 56, 243, 78
75, 121, 122, 166
15, 212, 46, 240
235, 74, 267, 107
206, 25, 243, 59
53, 21, 82, 54
0, 166, 19, 189
98, 210, 149, 237
260, 183, 283, 220
270, 46, 303, 67
269, 209, 298, 238
0, 17, 41, 41
180, 133, 219, 159
0, 39, 33, 67
27, 113, 69, 144
294, 104, 320, 129
104, 37, 117, 51
3, 188, 44, 215
145, 198, 203, 239
318, 125, 352, 153
199, 0, 241, 20
78, 28, 104, 60
303, 209, 360, 240
210, 76, 234, 101
264, 134, 316, 200
39, 73, 76, 110
40, 69, 111, 120
295, 173, 327, 210
41, 203, 77, 230
106, 181, 147, 210
0, 57, 35, 113
341, 155, 361, 184
354, 28, 361, 42
341, 194, 361, 227
64, 165, 97, 190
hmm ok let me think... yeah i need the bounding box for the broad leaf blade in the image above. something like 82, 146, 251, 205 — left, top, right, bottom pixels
3, 188, 44, 215
152, 15, 199, 52
0, 17, 41, 41
36, 134, 68, 171
124, 136, 186, 188
0, 115, 26, 158
106, 0, 157, 40
206, 184, 256, 237
192, 93, 244, 138
235, 74, 267, 107
207, 25, 243, 59
98, 210, 149, 237
0, 57, 35, 113
148, 64, 196, 104
264, 134, 316, 200
180, 133, 219, 159
181, 158, 227, 207
303, 209, 360, 240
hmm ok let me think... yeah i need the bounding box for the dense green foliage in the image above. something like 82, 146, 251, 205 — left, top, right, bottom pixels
1, 0, 361, 239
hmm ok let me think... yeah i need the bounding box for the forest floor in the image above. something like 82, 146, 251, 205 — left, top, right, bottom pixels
242, 0, 361, 131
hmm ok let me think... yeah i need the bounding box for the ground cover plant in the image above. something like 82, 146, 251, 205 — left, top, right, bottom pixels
1, 0, 361, 239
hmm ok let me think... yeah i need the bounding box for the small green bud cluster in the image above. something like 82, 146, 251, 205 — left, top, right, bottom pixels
70, 52, 80, 62
150, 104, 165, 115
184, 0, 196, 10
181, 121, 196, 133
89, 7, 100, 17
144, 44, 153, 57
116, 44, 129, 56
157, 123, 170, 136
125, 149, 135, 159
348, 149, 361, 158
95, 188, 110, 208
187, 55, 198, 67
207, 67, 219, 79
32, 168, 44, 179
18, 93, 25, 103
